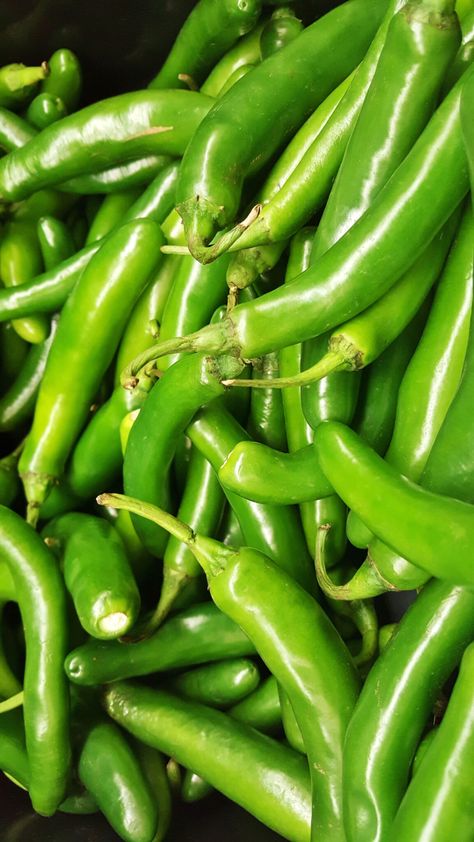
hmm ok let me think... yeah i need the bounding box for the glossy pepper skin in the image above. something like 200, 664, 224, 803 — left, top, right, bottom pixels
41, 48, 82, 111
0, 106, 36, 151
101, 494, 359, 842
85, 188, 141, 245
389, 641, 474, 841
0, 90, 212, 201
61, 154, 173, 194
200, 23, 264, 97
462, 57, 474, 182
104, 683, 311, 842
342, 579, 474, 842
176, 0, 389, 261
64, 601, 256, 686
259, 7, 303, 57
314, 422, 474, 587
166, 657, 260, 708
37, 215, 75, 270
229, 674, 282, 734
26, 93, 67, 129
0, 220, 50, 344
148, 0, 262, 90
19, 219, 164, 520
0, 505, 70, 816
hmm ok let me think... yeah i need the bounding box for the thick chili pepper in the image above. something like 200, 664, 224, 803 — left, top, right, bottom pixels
37, 215, 75, 270
314, 422, 474, 587
26, 93, 67, 129
61, 155, 173, 195
0, 505, 70, 815
0, 90, 212, 202
200, 23, 264, 97
166, 657, 260, 708
78, 719, 158, 842
85, 188, 141, 245
104, 682, 311, 842
343, 579, 474, 842
19, 219, 164, 522
176, 0, 388, 262
102, 494, 359, 841
41, 49, 82, 111
390, 642, 474, 841
129, 66, 473, 377
64, 602, 256, 686
43, 513, 140, 640
148, 0, 262, 90
0, 220, 49, 344
0, 63, 47, 109
259, 7, 303, 57
0, 317, 57, 432
0, 107, 36, 151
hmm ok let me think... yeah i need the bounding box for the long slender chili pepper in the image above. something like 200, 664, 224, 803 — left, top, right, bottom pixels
389, 641, 474, 842
200, 23, 264, 97
125, 66, 472, 377
61, 155, 174, 194
0, 220, 50, 344
0, 505, 70, 815
0, 107, 36, 151
342, 578, 474, 842
0, 91, 212, 201
134, 741, 172, 842
100, 493, 359, 842
85, 188, 141, 244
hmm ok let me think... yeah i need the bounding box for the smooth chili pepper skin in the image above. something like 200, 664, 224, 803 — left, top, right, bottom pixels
41, 49, 82, 111
462, 60, 474, 183
85, 189, 141, 244
64, 602, 256, 686
148, 0, 262, 90
247, 352, 287, 450
390, 642, 474, 841
43, 513, 140, 640
229, 673, 282, 733
19, 219, 164, 521
0, 220, 50, 344
342, 579, 474, 842
181, 769, 213, 803
0, 448, 22, 507
0, 317, 57, 433
26, 93, 67, 129
259, 7, 303, 57
176, 0, 389, 261
78, 719, 158, 842
0, 91, 212, 202
133, 742, 172, 842
0, 63, 47, 109
0, 107, 36, 151
278, 687, 305, 754
166, 657, 260, 708
0, 505, 70, 815
101, 494, 359, 842
61, 155, 173, 195
37, 215, 75, 270
104, 682, 312, 842
216, 62, 256, 97
314, 422, 474, 587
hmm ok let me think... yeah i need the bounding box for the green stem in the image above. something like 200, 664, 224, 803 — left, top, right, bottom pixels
222, 350, 346, 388
160, 245, 191, 255
194, 205, 263, 265
0, 690, 24, 713
96, 493, 195, 545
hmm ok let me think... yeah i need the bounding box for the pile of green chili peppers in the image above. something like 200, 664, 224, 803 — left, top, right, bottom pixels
0, 0, 473, 838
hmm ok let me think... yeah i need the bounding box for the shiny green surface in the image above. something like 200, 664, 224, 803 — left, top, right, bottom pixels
229, 674, 282, 734
0, 319, 56, 432
85, 188, 141, 244
37, 215, 75, 270
0, 106, 36, 151
104, 683, 312, 842
62, 155, 173, 194
0, 220, 49, 344
26, 92, 67, 129
167, 657, 260, 708
41, 48, 82, 111
260, 7, 303, 57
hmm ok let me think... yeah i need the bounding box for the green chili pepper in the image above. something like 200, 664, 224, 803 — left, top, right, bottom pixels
278, 687, 305, 754
0, 601, 21, 699
343, 579, 474, 842
0, 505, 70, 815
65, 602, 257, 686
0, 91, 212, 202
37, 215, 75, 270
12, 187, 77, 223
176, 0, 388, 262
43, 513, 140, 640
462, 57, 474, 182
101, 493, 359, 842
0, 220, 49, 344
201, 23, 265, 97
85, 188, 142, 245
41, 49, 82, 111
0, 320, 28, 388
19, 219, 164, 522
26, 93, 67, 130
0, 107, 36, 152
0, 63, 47, 109
0, 448, 22, 508
166, 657, 260, 708
259, 7, 303, 57
148, 0, 262, 91
314, 422, 474, 588
181, 769, 213, 803
247, 352, 287, 450
78, 719, 158, 842
321, 561, 378, 669
104, 682, 311, 842
61, 155, 174, 194
229, 673, 282, 733
217, 62, 256, 96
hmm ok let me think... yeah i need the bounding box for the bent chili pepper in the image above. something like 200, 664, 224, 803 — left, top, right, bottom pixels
389, 641, 474, 842
41, 48, 82, 111
0, 106, 36, 151
64, 601, 256, 686
166, 657, 260, 708
0, 90, 212, 201
176, 0, 388, 261
0, 505, 70, 815
0, 220, 50, 344
19, 219, 164, 522
342, 579, 474, 842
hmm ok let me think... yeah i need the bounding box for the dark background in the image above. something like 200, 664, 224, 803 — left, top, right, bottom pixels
0, 1, 414, 838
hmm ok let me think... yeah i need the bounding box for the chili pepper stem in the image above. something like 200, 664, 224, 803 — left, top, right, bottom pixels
22, 472, 54, 527
123, 569, 191, 642
160, 245, 191, 255
3, 65, 48, 94
222, 349, 346, 388
0, 690, 24, 713
316, 526, 388, 600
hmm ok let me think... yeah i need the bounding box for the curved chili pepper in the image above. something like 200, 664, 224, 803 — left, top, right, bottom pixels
0, 505, 70, 815
0, 90, 212, 201
0, 220, 49, 344
26, 93, 67, 129
134, 742, 172, 842
148, 0, 262, 90
0, 107, 36, 151
390, 643, 474, 841
176, 0, 388, 262
0, 63, 47, 109
64, 601, 257, 686
61, 154, 173, 194
166, 657, 260, 708
343, 579, 474, 842
85, 188, 141, 244
19, 219, 164, 521
101, 494, 359, 841
201, 23, 264, 97
41, 48, 82, 111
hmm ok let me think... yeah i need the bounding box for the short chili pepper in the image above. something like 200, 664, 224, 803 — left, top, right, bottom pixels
26, 92, 67, 129
342, 578, 474, 842
148, 0, 262, 91
389, 642, 474, 841
0, 505, 70, 815
165, 657, 260, 708
0, 90, 212, 201
0, 62, 48, 109
103, 682, 312, 842
64, 601, 256, 686
37, 215, 75, 270
100, 493, 359, 842
41, 48, 82, 111
259, 6, 303, 57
